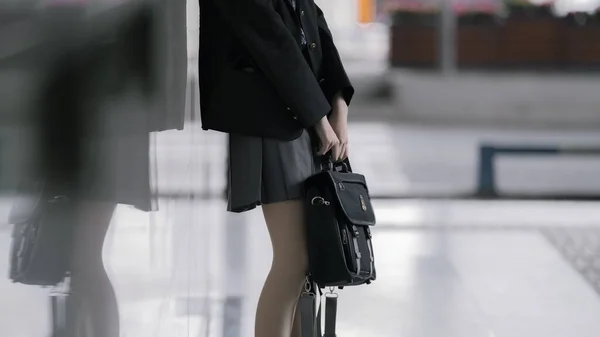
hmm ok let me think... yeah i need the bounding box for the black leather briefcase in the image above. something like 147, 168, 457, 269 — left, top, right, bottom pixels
304, 159, 377, 289
8, 180, 75, 286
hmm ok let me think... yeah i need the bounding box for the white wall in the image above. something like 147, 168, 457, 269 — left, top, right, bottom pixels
392, 71, 600, 128
315, 0, 358, 31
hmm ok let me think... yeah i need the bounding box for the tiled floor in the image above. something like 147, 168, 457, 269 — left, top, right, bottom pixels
3, 198, 600, 337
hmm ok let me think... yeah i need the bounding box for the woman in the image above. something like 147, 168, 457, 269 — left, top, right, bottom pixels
198, 1, 354, 336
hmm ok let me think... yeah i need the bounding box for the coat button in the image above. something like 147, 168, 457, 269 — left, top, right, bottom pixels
287, 107, 298, 119
309, 42, 317, 51
300, 10, 305, 17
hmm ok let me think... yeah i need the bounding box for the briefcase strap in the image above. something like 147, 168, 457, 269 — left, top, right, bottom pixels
323, 295, 338, 337
300, 292, 319, 337
300, 281, 339, 337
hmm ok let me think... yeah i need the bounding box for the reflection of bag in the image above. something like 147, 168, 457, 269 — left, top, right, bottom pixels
8, 180, 75, 286
304, 158, 377, 289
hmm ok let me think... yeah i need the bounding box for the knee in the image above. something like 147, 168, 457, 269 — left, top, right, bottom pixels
69, 253, 107, 279
271, 252, 309, 284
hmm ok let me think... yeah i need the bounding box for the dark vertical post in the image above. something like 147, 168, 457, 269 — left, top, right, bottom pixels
477, 145, 497, 197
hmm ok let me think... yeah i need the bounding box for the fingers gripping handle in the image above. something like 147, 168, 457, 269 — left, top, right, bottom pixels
317, 154, 352, 173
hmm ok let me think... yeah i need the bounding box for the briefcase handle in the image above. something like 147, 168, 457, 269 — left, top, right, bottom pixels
318, 155, 352, 173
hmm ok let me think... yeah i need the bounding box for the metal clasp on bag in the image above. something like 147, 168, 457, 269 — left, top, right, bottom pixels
303, 276, 312, 295
311, 196, 330, 206
360, 195, 367, 212
50, 274, 71, 296
326, 286, 338, 298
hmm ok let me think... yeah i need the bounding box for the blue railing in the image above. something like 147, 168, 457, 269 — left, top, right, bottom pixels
476, 144, 600, 198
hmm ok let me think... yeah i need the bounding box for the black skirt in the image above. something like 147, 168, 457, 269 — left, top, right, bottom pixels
227, 130, 318, 213
78, 133, 156, 212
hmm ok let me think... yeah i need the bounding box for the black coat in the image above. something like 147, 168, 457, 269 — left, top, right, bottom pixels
198, 0, 354, 140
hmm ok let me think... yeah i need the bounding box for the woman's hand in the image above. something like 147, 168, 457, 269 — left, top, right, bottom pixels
329, 93, 349, 162
314, 116, 340, 156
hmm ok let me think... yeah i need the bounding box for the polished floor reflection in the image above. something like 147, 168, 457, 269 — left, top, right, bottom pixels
3, 198, 600, 337
1, 121, 600, 337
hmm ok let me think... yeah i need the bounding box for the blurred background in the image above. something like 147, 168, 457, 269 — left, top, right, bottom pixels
1, 0, 600, 336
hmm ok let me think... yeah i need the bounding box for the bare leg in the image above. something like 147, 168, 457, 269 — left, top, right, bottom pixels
291, 299, 303, 337
66, 202, 118, 337
256, 200, 309, 337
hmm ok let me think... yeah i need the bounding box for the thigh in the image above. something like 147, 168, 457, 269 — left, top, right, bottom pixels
261, 200, 308, 268
70, 202, 117, 269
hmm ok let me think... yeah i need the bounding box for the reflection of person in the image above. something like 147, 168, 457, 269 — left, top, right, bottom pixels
198, 1, 354, 336
39, 44, 158, 337
64, 138, 155, 337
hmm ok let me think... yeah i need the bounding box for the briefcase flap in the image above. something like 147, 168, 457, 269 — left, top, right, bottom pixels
326, 171, 376, 226
8, 181, 46, 226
